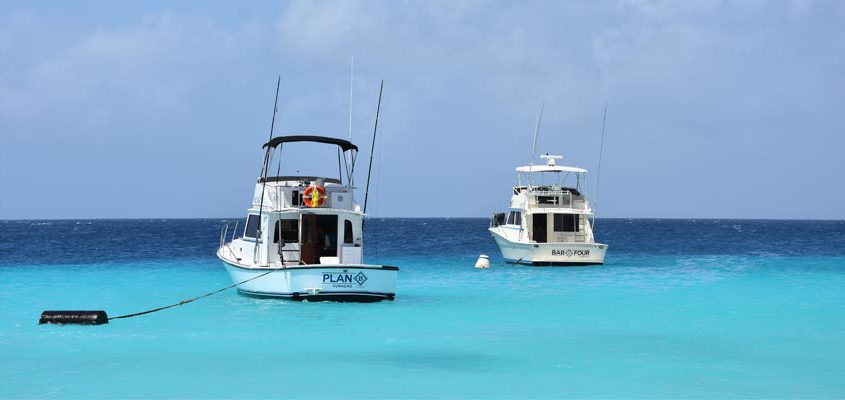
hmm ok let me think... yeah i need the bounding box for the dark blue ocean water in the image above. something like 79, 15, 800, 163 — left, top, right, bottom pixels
1, 219, 844, 398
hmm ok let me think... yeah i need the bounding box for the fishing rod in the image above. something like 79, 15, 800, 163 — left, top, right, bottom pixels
363, 80, 384, 215
348, 54, 355, 142
527, 99, 545, 189
254, 76, 282, 263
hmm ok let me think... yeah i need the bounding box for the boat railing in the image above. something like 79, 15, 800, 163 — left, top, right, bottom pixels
219, 224, 228, 247
528, 190, 587, 210
219, 221, 240, 247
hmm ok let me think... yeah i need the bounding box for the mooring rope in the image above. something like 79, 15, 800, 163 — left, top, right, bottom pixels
507, 252, 531, 266
108, 268, 277, 321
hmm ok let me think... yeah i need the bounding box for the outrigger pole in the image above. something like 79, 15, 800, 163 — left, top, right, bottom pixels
255, 75, 282, 262
592, 102, 608, 228
345, 55, 355, 186
348, 54, 354, 141
363, 80, 384, 214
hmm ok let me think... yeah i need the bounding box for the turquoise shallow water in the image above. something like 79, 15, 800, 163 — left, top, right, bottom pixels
1, 219, 844, 398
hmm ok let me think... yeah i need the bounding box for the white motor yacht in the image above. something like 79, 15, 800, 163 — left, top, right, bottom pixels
489, 154, 607, 266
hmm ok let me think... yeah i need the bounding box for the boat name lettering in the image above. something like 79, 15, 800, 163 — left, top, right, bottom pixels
322, 272, 368, 287
552, 249, 590, 257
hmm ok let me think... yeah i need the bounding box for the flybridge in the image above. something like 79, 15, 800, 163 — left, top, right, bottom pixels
250, 134, 361, 212
514, 154, 589, 200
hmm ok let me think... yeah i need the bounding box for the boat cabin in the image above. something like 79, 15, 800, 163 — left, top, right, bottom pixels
239, 208, 364, 267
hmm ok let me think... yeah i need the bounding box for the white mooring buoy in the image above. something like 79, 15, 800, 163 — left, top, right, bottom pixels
474, 254, 490, 269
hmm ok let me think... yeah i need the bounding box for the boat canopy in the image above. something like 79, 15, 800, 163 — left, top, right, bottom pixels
516, 165, 587, 174
258, 176, 342, 184
262, 135, 359, 152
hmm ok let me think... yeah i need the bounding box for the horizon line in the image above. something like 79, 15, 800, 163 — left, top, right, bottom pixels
1, 216, 843, 222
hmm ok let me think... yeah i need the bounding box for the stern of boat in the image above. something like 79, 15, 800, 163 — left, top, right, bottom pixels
218, 248, 397, 302
490, 228, 607, 266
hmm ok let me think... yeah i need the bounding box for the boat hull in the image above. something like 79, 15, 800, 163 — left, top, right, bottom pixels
218, 255, 397, 302
491, 229, 607, 266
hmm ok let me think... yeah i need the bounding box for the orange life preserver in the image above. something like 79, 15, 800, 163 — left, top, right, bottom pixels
303, 185, 327, 207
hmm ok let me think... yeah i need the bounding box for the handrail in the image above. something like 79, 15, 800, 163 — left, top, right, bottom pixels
530, 189, 577, 196
219, 224, 229, 247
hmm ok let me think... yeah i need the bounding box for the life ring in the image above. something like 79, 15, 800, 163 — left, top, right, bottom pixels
303, 185, 327, 207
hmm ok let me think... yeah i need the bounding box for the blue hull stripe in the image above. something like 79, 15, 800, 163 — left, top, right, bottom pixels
238, 289, 394, 298
504, 258, 604, 266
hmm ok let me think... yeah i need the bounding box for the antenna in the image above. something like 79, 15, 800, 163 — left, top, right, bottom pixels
592, 102, 608, 228
363, 80, 384, 214
527, 99, 545, 188
254, 75, 281, 263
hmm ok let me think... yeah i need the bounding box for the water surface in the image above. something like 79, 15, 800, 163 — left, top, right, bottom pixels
1, 219, 844, 398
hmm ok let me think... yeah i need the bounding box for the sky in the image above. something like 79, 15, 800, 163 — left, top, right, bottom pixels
1, 0, 843, 219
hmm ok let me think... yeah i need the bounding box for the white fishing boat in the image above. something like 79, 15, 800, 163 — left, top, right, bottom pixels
217, 80, 396, 302
489, 153, 607, 266
217, 135, 398, 301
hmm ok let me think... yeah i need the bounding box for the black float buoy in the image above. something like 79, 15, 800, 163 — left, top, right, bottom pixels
39, 310, 109, 325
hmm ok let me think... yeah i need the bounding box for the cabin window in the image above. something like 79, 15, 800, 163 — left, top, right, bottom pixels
537, 195, 558, 205
273, 219, 299, 243
244, 214, 261, 238
507, 211, 522, 226
553, 214, 579, 232
291, 190, 299, 207
344, 220, 354, 244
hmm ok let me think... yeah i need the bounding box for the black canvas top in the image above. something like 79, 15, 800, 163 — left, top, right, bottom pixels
262, 135, 358, 152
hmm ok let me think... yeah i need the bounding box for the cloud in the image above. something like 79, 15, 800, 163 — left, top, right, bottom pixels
0, 13, 261, 137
